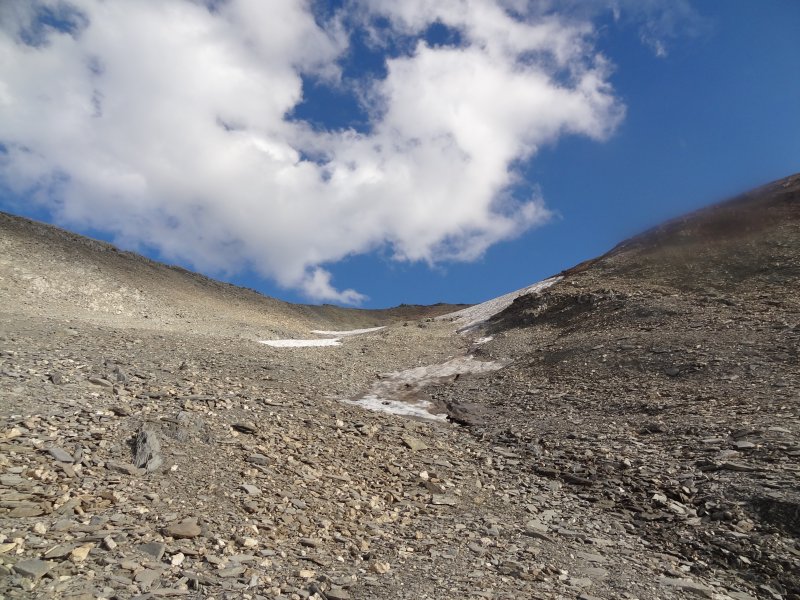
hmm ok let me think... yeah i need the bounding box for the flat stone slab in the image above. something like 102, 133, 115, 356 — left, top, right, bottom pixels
13, 558, 54, 579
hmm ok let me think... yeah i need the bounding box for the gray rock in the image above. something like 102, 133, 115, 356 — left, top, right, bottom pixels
402, 435, 428, 451
165, 520, 201, 539
13, 558, 53, 579
106, 461, 143, 476
138, 541, 166, 560
326, 588, 350, 600
240, 484, 261, 496
48, 446, 74, 463
218, 565, 246, 578
247, 454, 271, 466
134, 427, 163, 472
44, 543, 78, 558
232, 422, 257, 434
430, 495, 458, 506
135, 568, 162, 590
659, 577, 715, 598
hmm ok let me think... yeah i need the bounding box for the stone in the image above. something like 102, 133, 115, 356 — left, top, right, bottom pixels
45, 543, 79, 559
370, 561, 391, 574
70, 543, 94, 562
241, 484, 261, 496
135, 568, 162, 590
525, 519, 548, 534
218, 565, 246, 578
297, 569, 316, 579
659, 577, 715, 598
327, 587, 350, 600
134, 427, 163, 472
165, 520, 202, 539
88, 377, 114, 388
727, 593, 757, 600
0, 543, 17, 554
232, 422, 257, 434
138, 542, 167, 560
13, 558, 53, 579
247, 453, 270, 466
431, 495, 458, 506
48, 446, 74, 463
401, 435, 428, 451
106, 461, 143, 476
9, 506, 46, 518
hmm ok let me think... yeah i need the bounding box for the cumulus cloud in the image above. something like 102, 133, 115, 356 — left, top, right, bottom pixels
0, 0, 625, 303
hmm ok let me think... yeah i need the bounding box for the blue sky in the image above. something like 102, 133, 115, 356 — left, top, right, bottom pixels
1, 1, 799, 307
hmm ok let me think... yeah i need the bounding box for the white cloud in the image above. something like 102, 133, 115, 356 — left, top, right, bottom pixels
0, 0, 625, 304
300, 268, 367, 305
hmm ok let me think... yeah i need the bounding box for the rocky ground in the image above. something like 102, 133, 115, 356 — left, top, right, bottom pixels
1, 175, 798, 599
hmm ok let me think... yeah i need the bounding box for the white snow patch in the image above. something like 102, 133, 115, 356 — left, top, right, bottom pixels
310, 326, 386, 337
439, 276, 562, 331
345, 355, 506, 421
380, 355, 507, 383
260, 325, 385, 347
474, 336, 494, 344
259, 338, 341, 347
341, 395, 448, 422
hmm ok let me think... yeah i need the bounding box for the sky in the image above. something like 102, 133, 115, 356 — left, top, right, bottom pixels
1, 1, 799, 308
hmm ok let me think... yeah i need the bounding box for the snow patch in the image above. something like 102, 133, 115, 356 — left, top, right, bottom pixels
260, 325, 386, 348
341, 395, 448, 422
439, 276, 562, 331
474, 336, 494, 344
259, 339, 341, 347
345, 355, 507, 421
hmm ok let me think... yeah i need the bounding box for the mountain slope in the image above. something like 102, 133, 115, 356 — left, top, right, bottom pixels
0, 211, 465, 338
431, 173, 800, 595
1, 175, 798, 600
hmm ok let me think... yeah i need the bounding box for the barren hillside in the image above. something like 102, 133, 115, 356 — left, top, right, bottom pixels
1, 174, 798, 600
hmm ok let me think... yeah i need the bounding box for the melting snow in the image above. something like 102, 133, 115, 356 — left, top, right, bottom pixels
342, 395, 449, 422
260, 326, 385, 348
439, 276, 562, 331
259, 338, 341, 347
345, 355, 507, 421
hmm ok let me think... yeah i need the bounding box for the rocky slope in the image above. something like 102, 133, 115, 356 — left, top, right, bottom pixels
1, 174, 798, 600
